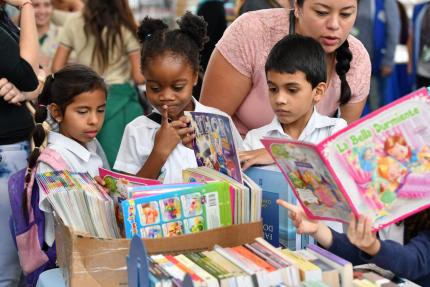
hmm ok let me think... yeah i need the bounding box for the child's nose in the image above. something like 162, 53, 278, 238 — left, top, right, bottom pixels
275, 92, 288, 105
160, 90, 175, 101
88, 112, 100, 125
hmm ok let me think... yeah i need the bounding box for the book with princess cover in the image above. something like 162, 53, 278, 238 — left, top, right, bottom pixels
122, 181, 233, 239
262, 87, 430, 231
185, 111, 243, 184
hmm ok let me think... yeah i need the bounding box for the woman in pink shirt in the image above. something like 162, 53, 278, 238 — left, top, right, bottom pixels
200, 0, 370, 136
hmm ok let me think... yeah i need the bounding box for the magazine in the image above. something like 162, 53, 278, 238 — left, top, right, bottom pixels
262, 88, 430, 231
122, 181, 233, 238
99, 168, 161, 200
185, 111, 243, 184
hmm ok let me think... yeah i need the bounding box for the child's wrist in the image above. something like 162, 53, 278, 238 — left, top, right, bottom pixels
363, 239, 381, 256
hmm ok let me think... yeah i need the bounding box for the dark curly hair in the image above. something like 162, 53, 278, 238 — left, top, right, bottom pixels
137, 11, 209, 74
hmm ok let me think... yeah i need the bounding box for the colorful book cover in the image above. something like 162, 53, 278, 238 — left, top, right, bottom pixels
122, 182, 232, 239
98, 167, 161, 199
185, 111, 243, 184
262, 88, 430, 231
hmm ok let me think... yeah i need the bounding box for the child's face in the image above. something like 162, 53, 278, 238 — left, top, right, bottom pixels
143, 53, 198, 120
267, 70, 324, 133
387, 143, 409, 161
52, 88, 106, 146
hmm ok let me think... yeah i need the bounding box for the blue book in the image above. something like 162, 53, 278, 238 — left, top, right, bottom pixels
122, 182, 232, 239
246, 165, 311, 250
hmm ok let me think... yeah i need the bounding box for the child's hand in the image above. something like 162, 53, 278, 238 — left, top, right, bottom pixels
277, 199, 320, 235
171, 116, 195, 149
154, 105, 181, 156
239, 149, 274, 170
347, 214, 380, 256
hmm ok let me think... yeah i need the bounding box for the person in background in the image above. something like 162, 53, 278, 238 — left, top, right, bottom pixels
413, 2, 430, 89
52, 0, 145, 166
0, 0, 42, 285
200, 0, 371, 138
237, 0, 286, 15
352, 0, 400, 111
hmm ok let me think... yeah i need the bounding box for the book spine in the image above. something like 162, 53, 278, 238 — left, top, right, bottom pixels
307, 244, 350, 266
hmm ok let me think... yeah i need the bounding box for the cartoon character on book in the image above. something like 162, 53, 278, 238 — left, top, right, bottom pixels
414, 146, 430, 172
143, 226, 162, 238
189, 217, 204, 233
302, 170, 337, 208
166, 221, 183, 237
139, 202, 159, 225
377, 156, 408, 206
162, 198, 180, 220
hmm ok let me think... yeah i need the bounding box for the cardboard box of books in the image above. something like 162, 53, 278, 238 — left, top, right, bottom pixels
55, 218, 263, 287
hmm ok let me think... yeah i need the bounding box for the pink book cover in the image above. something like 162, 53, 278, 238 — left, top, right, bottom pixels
262, 88, 430, 231
98, 168, 161, 199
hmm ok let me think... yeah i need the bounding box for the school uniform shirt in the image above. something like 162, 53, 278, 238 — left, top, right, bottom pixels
37, 131, 109, 246
243, 109, 347, 233
114, 98, 244, 184
243, 108, 348, 150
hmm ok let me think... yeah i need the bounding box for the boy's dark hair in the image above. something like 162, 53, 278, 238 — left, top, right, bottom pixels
26, 64, 107, 192
137, 11, 209, 74
265, 34, 327, 88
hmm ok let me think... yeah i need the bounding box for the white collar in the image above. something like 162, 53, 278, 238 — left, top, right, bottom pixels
266, 108, 338, 139
48, 131, 95, 162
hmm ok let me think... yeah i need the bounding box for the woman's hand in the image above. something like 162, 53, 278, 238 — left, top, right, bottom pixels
347, 214, 380, 256
171, 115, 195, 149
239, 149, 274, 170
153, 105, 181, 157
0, 78, 26, 105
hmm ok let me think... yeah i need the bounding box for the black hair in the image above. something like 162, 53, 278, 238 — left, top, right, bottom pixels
137, 11, 209, 74
265, 34, 326, 88
24, 64, 107, 220
296, 0, 358, 105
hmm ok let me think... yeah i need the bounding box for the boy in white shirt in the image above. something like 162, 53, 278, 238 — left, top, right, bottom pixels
239, 34, 348, 234
240, 34, 347, 170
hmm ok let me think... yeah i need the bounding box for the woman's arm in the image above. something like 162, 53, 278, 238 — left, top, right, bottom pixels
200, 49, 252, 116
14, 0, 39, 73
128, 51, 145, 85
51, 44, 71, 73
340, 99, 366, 124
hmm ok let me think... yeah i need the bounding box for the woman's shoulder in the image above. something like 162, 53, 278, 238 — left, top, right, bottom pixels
229, 8, 289, 36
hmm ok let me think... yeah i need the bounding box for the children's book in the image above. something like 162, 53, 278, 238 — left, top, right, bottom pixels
99, 168, 161, 199
122, 182, 232, 239
185, 111, 243, 184
262, 88, 430, 231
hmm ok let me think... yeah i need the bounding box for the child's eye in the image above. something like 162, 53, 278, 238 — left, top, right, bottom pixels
268, 86, 278, 94
172, 86, 184, 92
288, 88, 298, 94
149, 86, 161, 92
77, 109, 88, 115
97, 107, 105, 113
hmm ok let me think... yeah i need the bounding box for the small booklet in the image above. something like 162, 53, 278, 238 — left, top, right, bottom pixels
122, 181, 233, 239
99, 168, 161, 200
262, 88, 430, 231
185, 111, 243, 184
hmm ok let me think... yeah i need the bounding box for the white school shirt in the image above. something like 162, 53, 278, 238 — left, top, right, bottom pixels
114, 98, 244, 184
243, 109, 347, 233
243, 108, 347, 150
37, 131, 109, 246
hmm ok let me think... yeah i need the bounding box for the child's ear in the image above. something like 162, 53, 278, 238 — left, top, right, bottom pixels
193, 72, 199, 86
312, 82, 327, 103
48, 103, 63, 123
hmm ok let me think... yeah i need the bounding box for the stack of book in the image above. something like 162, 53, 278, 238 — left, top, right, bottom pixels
129, 237, 355, 287
36, 171, 120, 238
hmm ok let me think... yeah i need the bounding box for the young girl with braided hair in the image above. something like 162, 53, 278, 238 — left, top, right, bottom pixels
200, 0, 371, 137
27, 64, 109, 248
114, 12, 243, 184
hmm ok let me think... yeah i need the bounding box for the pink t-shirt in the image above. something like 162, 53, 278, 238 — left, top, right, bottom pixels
216, 8, 371, 136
